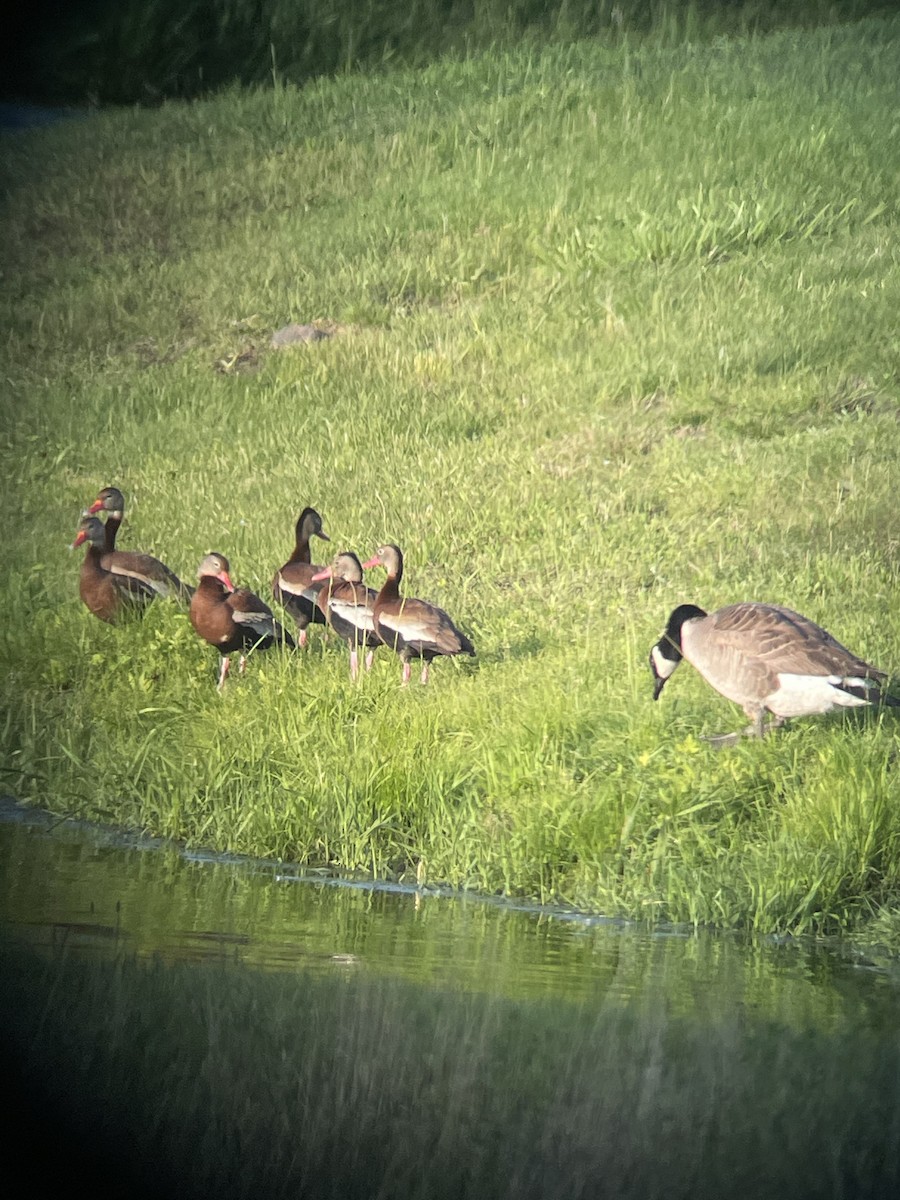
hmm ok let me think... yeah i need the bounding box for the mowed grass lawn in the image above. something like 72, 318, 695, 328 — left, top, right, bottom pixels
2, 15, 900, 939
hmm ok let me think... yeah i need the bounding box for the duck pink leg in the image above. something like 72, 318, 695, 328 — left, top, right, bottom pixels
298, 629, 308, 649
420, 662, 430, 685
349, 648, 359, 681
401, 661, 411, 686
365, 650, 375, 672
238, 654, 247, 674
217, 657, 230, 690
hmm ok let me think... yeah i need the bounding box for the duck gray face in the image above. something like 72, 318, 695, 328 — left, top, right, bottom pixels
197, 552, 234, 590
331, 552, 364, 582
311, 551, 364, 584
362, 544, 402, 575
71, 514, 106, 550
88, 486, 125, 517
650, 604, 707, 700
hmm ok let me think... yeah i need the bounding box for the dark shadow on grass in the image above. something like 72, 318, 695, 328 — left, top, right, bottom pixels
700, 703, 900, 749
476, 634, 545, 666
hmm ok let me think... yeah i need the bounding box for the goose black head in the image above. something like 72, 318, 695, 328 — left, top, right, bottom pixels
649, 604, 707, 700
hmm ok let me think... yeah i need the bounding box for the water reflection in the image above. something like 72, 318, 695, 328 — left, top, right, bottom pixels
1, 798, 899, 1199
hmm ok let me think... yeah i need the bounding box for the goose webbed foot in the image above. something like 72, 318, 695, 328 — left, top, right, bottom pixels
702, 714, 784, 749
748, 712, 785, 739
702, 730, 744, 750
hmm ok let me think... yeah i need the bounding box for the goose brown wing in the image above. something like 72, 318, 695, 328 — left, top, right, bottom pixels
710, 603, 885, 680
685, 608, 777, 698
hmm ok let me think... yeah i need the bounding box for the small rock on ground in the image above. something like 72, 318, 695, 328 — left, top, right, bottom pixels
271, 323, 333, 348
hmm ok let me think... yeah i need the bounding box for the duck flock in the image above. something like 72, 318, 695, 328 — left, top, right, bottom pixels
71, 487, 897, 743
72, 489, 474, 691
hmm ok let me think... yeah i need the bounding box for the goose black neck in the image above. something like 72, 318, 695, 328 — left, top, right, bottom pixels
664, 604, 707, 652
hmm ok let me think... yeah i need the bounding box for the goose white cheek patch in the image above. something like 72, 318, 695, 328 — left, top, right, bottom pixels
651, 644, 679, 681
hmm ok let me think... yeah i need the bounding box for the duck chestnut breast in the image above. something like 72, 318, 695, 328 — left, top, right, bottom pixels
191, 552, 295, 689
72, 514, 156, 624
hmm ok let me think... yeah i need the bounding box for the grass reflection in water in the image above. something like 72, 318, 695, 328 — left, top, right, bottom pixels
2, 940, 899, 1200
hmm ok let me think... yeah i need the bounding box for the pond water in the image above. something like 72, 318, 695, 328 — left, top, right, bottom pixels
2, 796, 899, 1200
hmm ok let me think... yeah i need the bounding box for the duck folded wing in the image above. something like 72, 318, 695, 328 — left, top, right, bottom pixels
103, 549, 194, 600
377, 599, 474, 655
328, 591, 378, 633
227, 589, 295, 646
272, 565, 328, 646
273, 567, 322, 602
112, 571, 158, 603
81, 567, 157, 624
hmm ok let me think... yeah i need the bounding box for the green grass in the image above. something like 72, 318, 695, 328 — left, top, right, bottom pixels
2, 15, 900, 939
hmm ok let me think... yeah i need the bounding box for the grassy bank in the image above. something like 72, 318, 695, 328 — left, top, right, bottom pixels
2, 15, 900, 939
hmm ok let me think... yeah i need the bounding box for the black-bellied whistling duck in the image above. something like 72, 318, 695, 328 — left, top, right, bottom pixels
71, 515, 157, 624
87, 485, 193, 602
361, 544, 475, 685
311, 552, 382, 681
271, 507, 330, 647
190, 553, 295, 690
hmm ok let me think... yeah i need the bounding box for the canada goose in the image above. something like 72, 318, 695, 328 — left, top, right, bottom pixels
650, 602, 898, 746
